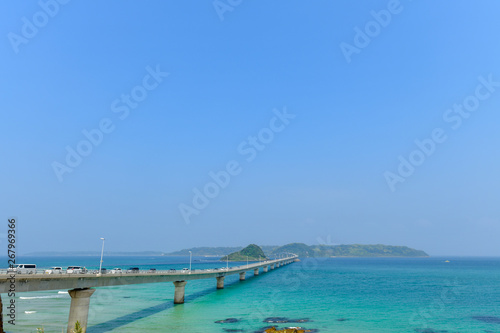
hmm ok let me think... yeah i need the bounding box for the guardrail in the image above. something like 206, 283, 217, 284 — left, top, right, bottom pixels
0, 259, 295, 276
1, 268, 237, 275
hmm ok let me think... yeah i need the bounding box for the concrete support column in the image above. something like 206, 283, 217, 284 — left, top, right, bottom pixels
173, 281, 187, 304
270, 264, 275, 270
216, 276, 225, 289
239, 272, 246, 281
254, 268, 259, 276
263, 266, 268, 273
67, 288, 95, 333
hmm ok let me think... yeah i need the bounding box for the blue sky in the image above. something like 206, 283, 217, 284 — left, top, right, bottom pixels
1, 0, 500, 256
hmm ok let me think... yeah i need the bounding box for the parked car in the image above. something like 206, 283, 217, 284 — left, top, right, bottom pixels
148, 268, 157, 273
45, 267, 63, 274
67, 266, 87, 274
97, 268, 107, 274
181, 268, 189, 273
168, 269, 176, 273
8, 264, 37, 274
110, 268, 122, 274
126, 267, 140, 273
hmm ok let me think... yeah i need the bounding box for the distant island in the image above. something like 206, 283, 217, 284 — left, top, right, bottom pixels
24, 243, 428, 258
220, 244, 267, 262
173, 243, 428, 258
167, 246, 278, 257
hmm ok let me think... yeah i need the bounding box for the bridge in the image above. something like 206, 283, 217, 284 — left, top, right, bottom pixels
0, 255, 298, 333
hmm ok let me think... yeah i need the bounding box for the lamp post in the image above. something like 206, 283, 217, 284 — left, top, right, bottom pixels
98, 238, 105, 276
189, 251, 192, 273
226, 255, 229, 270
247, 256, 248, 268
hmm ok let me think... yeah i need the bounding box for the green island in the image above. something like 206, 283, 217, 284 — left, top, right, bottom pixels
175, 243, 429, 258
220, 244, 267, 261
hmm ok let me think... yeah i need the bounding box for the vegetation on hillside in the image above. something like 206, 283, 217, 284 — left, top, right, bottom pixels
220, 244, 268, 261
313, 244, 428, 257
268, 243, 428, 257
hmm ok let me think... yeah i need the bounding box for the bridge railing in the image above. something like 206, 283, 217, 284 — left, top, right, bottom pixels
0, 257, 296, 276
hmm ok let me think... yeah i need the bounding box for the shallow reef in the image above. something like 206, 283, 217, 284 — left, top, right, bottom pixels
215, 318, 241, 324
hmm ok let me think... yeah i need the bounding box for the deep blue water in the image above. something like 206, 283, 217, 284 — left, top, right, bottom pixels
2, 256, 500, 332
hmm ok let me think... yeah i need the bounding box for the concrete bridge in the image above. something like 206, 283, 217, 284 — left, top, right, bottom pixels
0, 256, 298, 332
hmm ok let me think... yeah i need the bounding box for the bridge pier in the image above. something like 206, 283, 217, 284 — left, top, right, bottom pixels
173, 281, 187, 304
67, 288, 95, 333
271, 264, 275, 270
254, 268, 259, 276
239, 272, 246, 281
216, 276, 225, 289
263, 266, 268, 273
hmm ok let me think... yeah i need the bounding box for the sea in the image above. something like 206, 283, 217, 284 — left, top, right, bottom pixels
2, 256, 500, 333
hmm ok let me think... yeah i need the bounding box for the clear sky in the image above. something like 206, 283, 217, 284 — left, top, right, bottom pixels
1, 0, 500, 256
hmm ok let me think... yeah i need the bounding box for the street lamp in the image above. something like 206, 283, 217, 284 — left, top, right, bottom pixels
247, 256, 248, 268
98, 238, 105, 276
226, 255, 229, 270
189, 251, 192, 273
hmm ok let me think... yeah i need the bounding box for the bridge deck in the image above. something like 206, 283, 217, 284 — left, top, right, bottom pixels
0, 257, 297, 293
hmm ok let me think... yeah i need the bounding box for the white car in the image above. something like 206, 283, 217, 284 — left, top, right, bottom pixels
45, 267, 63, 274
67, 266, 87, 274
8, 264, 37, 274
110, 268, 122, 274
181, 268, 189, 273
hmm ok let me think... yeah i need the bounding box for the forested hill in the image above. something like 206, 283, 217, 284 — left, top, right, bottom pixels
167, 243, 428, 258
270, 243, 428, 257
220, 244, 267, 261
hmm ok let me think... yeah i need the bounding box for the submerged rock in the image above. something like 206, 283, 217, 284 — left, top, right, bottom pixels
215, 318, 240, 324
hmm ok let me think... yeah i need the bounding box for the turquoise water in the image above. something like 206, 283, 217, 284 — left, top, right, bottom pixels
3, 256, 500, 332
